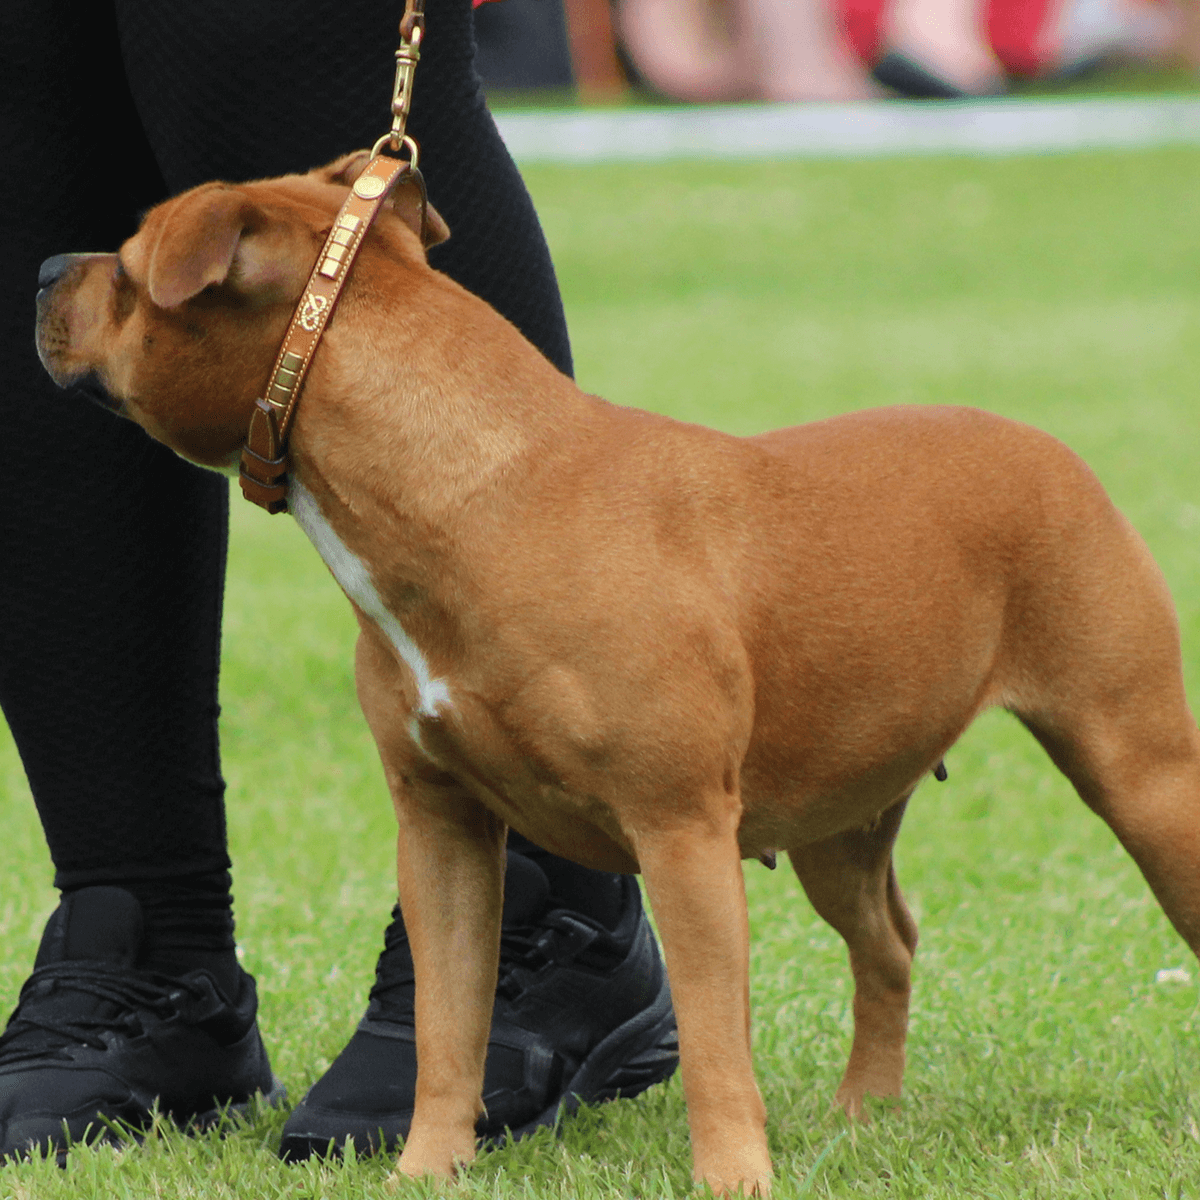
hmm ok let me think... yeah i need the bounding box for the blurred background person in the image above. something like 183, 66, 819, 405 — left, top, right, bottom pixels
565, 0, 631, 100
474, 0, 1191, 103
869, 0, 1006, 95
614, 0, 874, 101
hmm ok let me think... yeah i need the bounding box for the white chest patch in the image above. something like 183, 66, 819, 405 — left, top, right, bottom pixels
289, 478, 452, 720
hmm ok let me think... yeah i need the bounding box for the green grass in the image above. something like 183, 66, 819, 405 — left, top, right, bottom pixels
1013, 64, 1200, 96
4, 146, 1200, 1195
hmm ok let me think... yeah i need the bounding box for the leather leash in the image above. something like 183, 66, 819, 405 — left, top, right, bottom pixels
239, 0, 426, 514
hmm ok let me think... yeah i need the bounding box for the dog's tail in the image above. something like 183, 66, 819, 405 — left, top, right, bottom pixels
993, 428, 1200, 959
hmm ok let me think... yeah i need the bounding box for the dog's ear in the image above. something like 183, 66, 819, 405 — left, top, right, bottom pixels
392, 174, 451, 249
146, 186, 306, 309
146, 187, 252, 309
316, 151, 373, 188
312, 151, 450, 249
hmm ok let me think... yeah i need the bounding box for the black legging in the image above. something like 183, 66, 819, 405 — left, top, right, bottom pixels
1, 2, 609, 941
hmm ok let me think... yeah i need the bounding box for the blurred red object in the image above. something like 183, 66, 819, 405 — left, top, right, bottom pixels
841, 0, 1051, 74
841, 0, 1179, 77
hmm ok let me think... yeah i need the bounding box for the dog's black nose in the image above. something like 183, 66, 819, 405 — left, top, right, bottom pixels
38, 254, 74, 290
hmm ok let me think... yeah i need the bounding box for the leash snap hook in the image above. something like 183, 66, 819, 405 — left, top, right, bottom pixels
386, 1, 425, 154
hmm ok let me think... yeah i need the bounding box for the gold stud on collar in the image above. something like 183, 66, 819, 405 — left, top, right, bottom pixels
353, 175, 387, 200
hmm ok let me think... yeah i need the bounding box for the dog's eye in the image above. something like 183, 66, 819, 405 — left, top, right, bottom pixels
111, 259, 135, 323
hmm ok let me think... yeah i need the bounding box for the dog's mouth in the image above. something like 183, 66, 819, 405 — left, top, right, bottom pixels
71, 371, 126, 417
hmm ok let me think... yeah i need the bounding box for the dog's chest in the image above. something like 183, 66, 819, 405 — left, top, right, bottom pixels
288, 479, 451, 720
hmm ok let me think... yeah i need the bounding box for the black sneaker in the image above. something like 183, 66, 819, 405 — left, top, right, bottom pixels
0, 886, 284, 1161
278, 854, 677, 1160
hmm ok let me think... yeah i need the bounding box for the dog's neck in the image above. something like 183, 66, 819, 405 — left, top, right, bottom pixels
280, 252, 599, 639
288, 254, 596, 520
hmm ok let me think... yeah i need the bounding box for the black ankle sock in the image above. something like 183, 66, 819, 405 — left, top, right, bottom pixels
103, 870, 241, 997
507, 834, 628, 931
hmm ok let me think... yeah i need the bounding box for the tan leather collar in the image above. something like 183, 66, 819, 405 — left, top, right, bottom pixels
238, 154, 425, 513
239, 0, 426, 514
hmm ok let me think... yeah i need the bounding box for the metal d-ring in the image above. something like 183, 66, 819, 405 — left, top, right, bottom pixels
370, 133, 419, 169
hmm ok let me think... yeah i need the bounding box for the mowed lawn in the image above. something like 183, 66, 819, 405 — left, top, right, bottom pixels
2, 146, 1200, 1197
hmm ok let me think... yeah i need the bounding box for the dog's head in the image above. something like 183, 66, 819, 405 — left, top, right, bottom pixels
35, 152, 449, 471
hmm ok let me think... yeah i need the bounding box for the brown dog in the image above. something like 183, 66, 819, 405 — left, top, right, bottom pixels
35, 153, 1200, 1195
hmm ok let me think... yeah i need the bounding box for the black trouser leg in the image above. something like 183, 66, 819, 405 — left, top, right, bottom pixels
2, 0, 622, 951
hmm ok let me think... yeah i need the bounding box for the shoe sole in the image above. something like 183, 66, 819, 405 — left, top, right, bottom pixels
192, 1074, 289, 1130
24, 1077, 290, 1168
871, 51, 1009, 99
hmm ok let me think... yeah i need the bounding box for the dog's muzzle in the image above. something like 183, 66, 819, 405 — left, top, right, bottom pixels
35, 255, 125, 415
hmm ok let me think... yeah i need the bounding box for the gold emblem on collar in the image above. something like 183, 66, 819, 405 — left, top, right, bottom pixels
353, 175, 387, 200
299, 291, 329, 332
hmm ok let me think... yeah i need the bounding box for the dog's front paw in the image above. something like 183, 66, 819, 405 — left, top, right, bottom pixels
389, 1125, 477, 1184
695, 1169, 774, 1197
694, 1148, 775, 1196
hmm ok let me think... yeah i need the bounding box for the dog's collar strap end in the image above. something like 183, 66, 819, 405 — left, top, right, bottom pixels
241, 400, 289, 513
238, 151, 419, 513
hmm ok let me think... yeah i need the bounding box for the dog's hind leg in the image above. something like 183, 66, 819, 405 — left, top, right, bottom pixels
787, 795, 917, 1118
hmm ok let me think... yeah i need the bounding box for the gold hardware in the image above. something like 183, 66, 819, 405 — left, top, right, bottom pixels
353, 175, 387, 200
267, 351, 306, 408
370, 132, 419, 168
269, 370, 297, 401
385, 19, 422, 154
318, 245, 348, 279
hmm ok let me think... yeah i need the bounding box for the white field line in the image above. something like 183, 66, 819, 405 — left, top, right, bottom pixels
493, 95, 1200, 163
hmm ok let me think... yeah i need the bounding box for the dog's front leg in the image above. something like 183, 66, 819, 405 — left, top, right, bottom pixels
390, 793, 505, 1179
634, 807, 773, 1196
354, 627, 506, 1180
